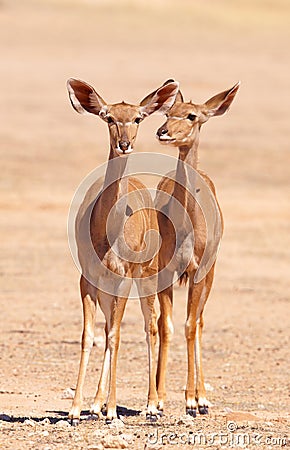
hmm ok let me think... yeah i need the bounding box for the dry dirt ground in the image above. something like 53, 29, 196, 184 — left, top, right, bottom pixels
0, 1, 289, 449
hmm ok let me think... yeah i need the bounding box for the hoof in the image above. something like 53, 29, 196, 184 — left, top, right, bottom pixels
105, 418, 112, 425
101, 404, 107, 413
157, 409, 163, 417
146, 413, 158, 423
87, 413, 100, 421
70, 418, 80, 426
198, 405, 209, 415
186, 408, 197, 418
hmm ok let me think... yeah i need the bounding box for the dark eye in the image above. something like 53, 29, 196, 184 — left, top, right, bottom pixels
187, 113, 196, 121
135, 117, 142, 124
107, 116, 114, 124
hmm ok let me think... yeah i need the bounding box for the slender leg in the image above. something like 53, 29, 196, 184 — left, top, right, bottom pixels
185, 276, 205, 417
140, 295, 159, 419
156, 268, 174, 413
194, 314, 211, 414
69, 278, 96, 425
105, 296, 128, 422
194, 268, 215, 414
90, 321, 110, 418
91, 290, 116, 419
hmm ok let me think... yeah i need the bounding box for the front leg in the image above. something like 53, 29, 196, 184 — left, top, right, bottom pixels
194, 267, 215, 414
69, 286, 96, 425
156, 290, 174, 413
90, 322, 110, 419
105, 296, 127, 422
156, 269, 174, 414
140, 295, 159, 420
194, 315, 212, 415
185, 278, 205, 417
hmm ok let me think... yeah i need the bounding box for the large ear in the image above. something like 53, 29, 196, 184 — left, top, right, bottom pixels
204, 81, 240, 117
162, 79, 184, 103
67, 78, 107, 115
140, 79, 179, 116
175, 89, 184, 103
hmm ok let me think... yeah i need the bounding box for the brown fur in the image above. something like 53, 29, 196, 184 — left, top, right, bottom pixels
66, 78, 179, 423
155, 83, 239, 414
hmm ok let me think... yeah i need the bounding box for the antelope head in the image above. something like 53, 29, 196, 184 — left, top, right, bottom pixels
67, 78, 179, 156
156, 82, 240, 148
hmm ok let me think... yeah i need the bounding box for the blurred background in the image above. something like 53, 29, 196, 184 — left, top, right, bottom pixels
0, 0, 289, 436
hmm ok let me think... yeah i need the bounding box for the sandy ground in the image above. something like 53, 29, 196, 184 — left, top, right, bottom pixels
0, 0, 289, 448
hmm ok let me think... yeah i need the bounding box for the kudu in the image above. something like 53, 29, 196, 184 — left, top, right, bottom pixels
66, 78, 179, 424
155, 82, 240, 416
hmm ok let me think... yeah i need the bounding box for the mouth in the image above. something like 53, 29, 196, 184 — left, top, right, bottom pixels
115, 145, 133, 155
156, 135, 176, 144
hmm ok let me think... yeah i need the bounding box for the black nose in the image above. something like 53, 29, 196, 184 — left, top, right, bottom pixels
119, 141, 129, 151
157, 127, 168, 137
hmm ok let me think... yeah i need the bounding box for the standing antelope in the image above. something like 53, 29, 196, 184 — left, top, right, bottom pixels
155, 82, 240, 416
66, 78, 179, 424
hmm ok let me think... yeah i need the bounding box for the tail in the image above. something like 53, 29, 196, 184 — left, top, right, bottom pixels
179, 271, 189, 286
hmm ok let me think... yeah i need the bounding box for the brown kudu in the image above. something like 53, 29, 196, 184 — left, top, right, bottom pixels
67, 78, 179, 424
155, 82, 240, 416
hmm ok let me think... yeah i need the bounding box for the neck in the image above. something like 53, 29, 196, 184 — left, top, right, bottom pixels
172, 135, 199, 210
101, 145, 129, 218
103, 144, 127, 184
178, 137, 199, 168
90, 145, 129, 261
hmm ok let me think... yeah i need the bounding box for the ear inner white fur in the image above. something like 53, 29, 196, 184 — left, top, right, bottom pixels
140, 82, 179, 116
205, 82, 240, 117
67, 81, 89, 115
66, 78, 107, 116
